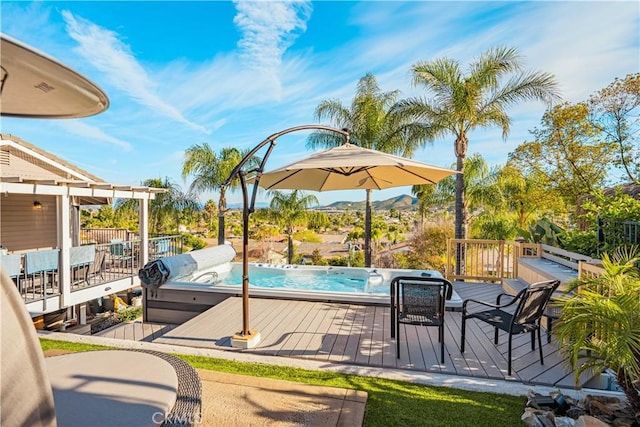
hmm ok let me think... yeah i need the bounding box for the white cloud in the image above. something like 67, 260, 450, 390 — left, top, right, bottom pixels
233, 0, 312, 70
61, 10, 210, 134
231, 0, 312, 97
55, 120, 133, 151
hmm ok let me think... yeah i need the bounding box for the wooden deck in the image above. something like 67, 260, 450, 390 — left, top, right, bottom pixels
94, 321, 177, 342
148, 281, 592, 389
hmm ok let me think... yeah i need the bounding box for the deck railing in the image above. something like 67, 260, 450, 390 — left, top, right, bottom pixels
445, 239, 519, 282
445, 239, 602, 282
4, 234, 184, 303
578, 260, 605, 280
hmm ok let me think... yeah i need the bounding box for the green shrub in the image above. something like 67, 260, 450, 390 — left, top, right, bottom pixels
559, 230, 599, 257
115, 307, 143, 322
293, 229, 322, 243
182, 233, 206, 251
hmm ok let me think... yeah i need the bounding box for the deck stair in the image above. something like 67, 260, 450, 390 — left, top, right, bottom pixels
503, 255, 579, 308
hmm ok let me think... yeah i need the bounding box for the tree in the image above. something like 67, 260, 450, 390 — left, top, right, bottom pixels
395, 46, 559, 273
306, 210, 330, 232
308, 73, 427, 267
495, 164, 564, 229
144, 177, 199, 234
589, 73, 640, 183
112, 177, 197, 234
405, 220, 454, 274
509, 102, 612, 208
412, 184, 437, 226
182, 144, 259, 244
268, 190, 319, 264
431, 153, 501, 234
203, 199, 218, 234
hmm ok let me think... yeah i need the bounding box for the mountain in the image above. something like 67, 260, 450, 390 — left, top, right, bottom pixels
323, 194, 418, 211
227, 194, 419, 211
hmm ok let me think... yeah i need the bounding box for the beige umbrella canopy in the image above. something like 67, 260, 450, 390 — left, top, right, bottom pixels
0, 34, 109, 118
258, 143, 458, 191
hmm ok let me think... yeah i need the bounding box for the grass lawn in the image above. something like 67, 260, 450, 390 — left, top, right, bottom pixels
40, 339, 524, 426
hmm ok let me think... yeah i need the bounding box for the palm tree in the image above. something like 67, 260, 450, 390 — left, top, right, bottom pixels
308, 73, 428, 266
143, 177, 199, 234
412, 184, 437, 226
268, 190, 319, 264
395, 46, 559, 273
203, 199, 217, 232
114, 177, 197, 234
182, 144, 259, 244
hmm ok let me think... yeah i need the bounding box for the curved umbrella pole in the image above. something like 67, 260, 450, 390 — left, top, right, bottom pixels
221, 125, 349, 345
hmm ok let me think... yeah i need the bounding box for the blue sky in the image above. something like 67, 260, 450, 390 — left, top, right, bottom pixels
1, 1, 639, 206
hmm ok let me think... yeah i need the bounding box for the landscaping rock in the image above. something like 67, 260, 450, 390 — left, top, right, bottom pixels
574, 415, 611, 427
523, 390, 637, 427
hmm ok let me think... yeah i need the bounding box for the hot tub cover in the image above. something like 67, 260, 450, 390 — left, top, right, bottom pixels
139, 244, 236, 296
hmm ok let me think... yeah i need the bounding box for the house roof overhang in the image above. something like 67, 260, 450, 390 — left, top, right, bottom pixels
0, 134, 165, 203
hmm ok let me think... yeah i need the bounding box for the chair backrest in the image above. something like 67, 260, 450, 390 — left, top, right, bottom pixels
513, 280, 561, 326
110, 239, 125, 256
88, 250, 106, 276
395, 276, 452, 322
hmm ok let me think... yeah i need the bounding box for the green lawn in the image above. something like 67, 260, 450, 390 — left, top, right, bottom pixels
40, 339, 524, 426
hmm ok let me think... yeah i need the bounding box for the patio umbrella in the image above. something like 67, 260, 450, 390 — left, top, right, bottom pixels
0, 34, 109, 118
257, 143, 458, 191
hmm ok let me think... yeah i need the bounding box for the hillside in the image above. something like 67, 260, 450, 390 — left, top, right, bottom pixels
323, 194, 418, 211
228, 194, 419, 211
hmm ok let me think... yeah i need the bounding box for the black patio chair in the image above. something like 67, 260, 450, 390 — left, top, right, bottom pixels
460, 279, 560, 376
391, 276, 452, 363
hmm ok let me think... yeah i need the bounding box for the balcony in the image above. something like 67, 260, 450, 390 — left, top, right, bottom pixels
1, 234, 183, 316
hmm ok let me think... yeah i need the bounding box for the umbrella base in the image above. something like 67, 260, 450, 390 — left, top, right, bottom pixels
231, 329, 261, 349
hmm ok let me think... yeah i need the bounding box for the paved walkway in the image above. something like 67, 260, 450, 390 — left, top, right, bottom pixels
199, 370, 366, 426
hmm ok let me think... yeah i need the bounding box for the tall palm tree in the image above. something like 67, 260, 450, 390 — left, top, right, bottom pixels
182, 144, 259, 244
395, 46, 559, 273
114, 177, 197, 234
268, 190, 319, 264
412, 184, 437, 226
143, 177, 199, 234
308, 73, 428, 266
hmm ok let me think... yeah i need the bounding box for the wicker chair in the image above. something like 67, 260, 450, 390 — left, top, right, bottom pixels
461, 279, 561, 375
391, 276, 452, 363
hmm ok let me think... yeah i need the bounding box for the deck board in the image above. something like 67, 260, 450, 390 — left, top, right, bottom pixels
145, 281, 596, 388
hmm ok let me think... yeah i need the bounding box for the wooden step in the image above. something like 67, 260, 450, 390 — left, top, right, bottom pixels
502, 278, 528, 295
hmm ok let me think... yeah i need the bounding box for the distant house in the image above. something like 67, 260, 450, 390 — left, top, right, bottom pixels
0, 134, 163, 322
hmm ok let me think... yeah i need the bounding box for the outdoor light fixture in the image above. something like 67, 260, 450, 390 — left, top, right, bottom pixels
32, 201, 42, 210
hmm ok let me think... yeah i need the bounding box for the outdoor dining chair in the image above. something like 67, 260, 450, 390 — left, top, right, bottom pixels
460, 279, 561, 376
391, 276, 452, 363
84, 250, 106, 284
109, 239, 133, 268
153, 238, 172, 259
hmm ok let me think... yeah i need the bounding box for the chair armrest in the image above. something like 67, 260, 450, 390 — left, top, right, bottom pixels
496, 292, 518, 305
463, 290, 522, 313
462, 298, 502, 313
